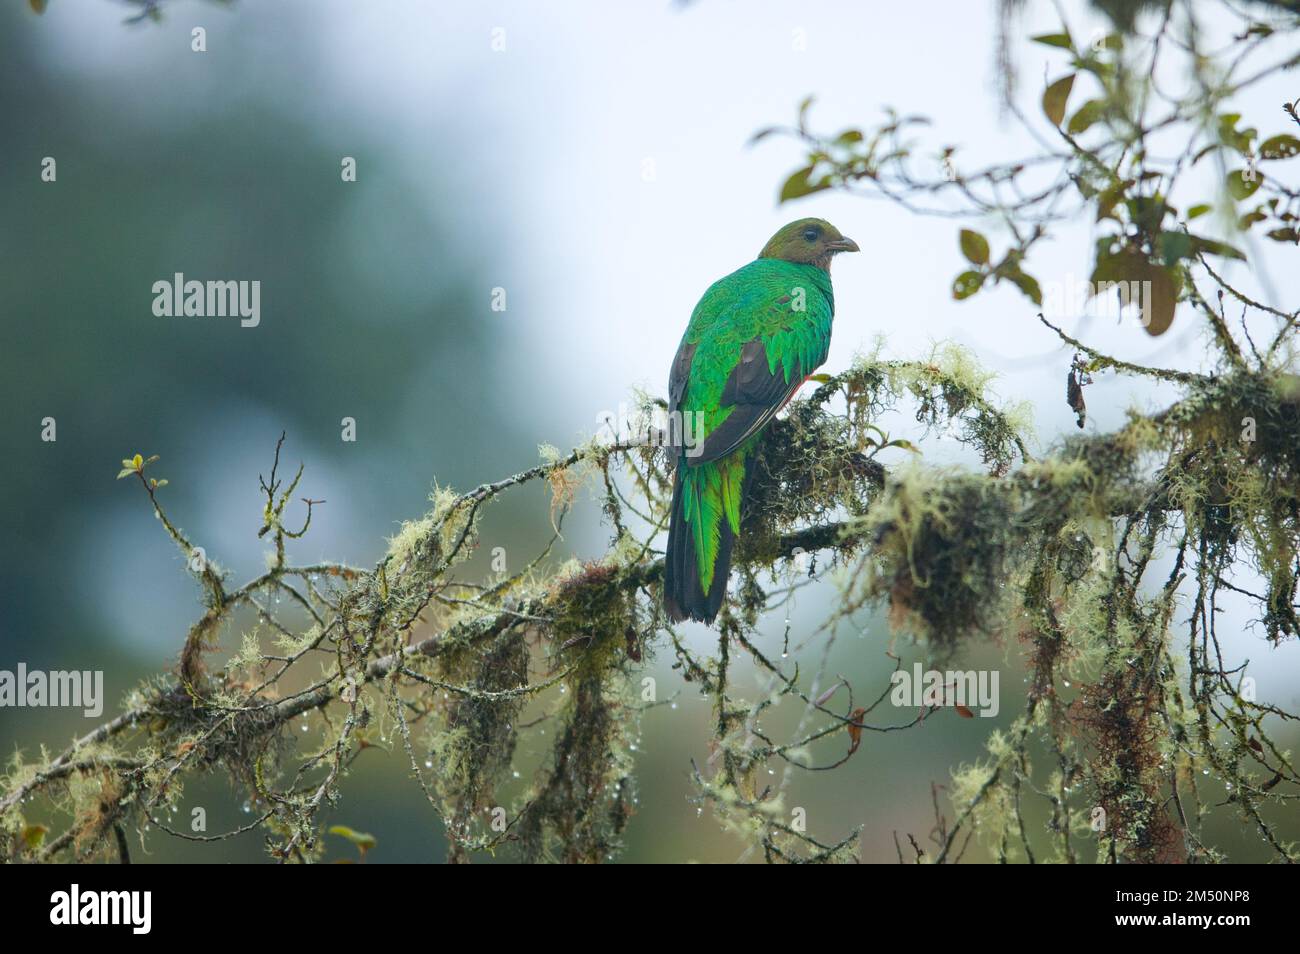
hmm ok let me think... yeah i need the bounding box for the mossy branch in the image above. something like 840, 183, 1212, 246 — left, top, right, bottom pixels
4, 328, 1298, 863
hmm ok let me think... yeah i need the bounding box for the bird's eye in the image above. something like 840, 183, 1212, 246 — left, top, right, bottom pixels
803, 228, 820, 241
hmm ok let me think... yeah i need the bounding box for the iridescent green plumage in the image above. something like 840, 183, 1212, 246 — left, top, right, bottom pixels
664, 219, 856, 623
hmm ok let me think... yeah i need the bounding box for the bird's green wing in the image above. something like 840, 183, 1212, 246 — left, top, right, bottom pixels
669, 258, 834, 464
666, 259, 834, 595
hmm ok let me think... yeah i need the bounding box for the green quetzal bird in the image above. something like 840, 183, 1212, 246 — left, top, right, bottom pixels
664, 218, 858, 623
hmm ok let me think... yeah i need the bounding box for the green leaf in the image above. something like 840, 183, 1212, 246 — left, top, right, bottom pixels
1126, 194, 1172, 235
21, 824, 47, 849
959, 229, 990, 265
1266, 227, 1299, 243
1076, 57, 1116, 83
1094, 179, 1132, 222
1006, 270, 1043, 305
951, 270, 985, 300
1259, 134, 1300, 161
116, 468, 135, 480
1156, 230, 1192, 266
1226, 169, 1262, 200
1186, 203, 1212, 220
1031, 32, 1073, 49
1041, 74, 1075, 128
1091, 246, 1178, 337
328, 825, 376, 852
1238, 209, 1267, 229
1217, 113, 1256, 153
1066, 99, 1106, 135
1188, 234, 1247, 261
778, 165, 829, 203
796, 95, 815, 131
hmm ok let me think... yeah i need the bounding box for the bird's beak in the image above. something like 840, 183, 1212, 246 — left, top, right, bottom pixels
827, 236, 860, 252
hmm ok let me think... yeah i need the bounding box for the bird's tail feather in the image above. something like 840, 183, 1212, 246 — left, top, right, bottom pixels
664, 464, 733, 624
